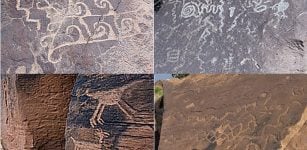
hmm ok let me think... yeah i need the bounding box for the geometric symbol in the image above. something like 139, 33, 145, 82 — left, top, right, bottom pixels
167, 50, 180, 63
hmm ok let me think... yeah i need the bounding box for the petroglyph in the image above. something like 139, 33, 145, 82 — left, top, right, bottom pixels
158, 75, 307, 149
166, 50, 181, 63
180, 2, 200, 18
85, 80, 143, 128
33, 0, 148, 63
180, 0, 224, 18
66, 75, 154, 149
2, 0, 153, 73
271, 0, 289, 19
155, 0, 305, 73
251, 0, 269, 13
229, 7, 235, 17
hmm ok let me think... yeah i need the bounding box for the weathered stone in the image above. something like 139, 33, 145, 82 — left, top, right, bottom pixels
1, 74, 154, 149
1, 0, 153, 74
65, 74, 154, 149
159, 75, 307, 150
155, 0, 307, 73
1, 75, 76, 150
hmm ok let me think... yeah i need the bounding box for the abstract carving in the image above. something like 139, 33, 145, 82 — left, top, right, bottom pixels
2, 0, 153, 73
155, 0, 305, 73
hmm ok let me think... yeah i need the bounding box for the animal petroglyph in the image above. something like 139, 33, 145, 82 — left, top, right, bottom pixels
85, 80, 143, 128
65, 75, 154, 149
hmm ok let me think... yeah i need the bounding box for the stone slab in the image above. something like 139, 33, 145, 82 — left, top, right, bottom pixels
65, 74, 154, 149
155, 0, 307, 73
159, 75, 307, 150
1, 0, 153, 74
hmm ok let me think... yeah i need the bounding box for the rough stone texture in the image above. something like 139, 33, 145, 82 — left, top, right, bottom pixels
159, 75, 307, 150
155, 0, 307, 73
1, 75, 76, 150
154, 81, 164, 150
1, 0, 153, 74
65, 74, 154, 149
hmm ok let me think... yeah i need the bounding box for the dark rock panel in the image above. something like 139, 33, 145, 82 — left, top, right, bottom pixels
1, 75, 76, 150
155, 0, 307, 73
1, 0, 153, 74
159, 75, 307, 150
65, 74, 154, 149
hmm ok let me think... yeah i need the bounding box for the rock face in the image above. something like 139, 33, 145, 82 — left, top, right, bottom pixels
155, 0, 307, 73
159, 75, 307, 150
1, 75, 76, 150
65, 74, 154, 149
1, 74, 154, 150
1, 0, 153, 74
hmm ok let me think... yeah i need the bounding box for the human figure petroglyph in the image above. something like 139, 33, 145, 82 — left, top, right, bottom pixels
271, 0, 289, 19
85, 80, 143, 128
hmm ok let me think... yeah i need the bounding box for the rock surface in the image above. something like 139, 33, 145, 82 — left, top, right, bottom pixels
65, 74, 154, 150
155, 0, 307, 73
1, 75, 76, 150
1, 74, 154, 150
1, 0, 153, 74
159, 75, 307, 150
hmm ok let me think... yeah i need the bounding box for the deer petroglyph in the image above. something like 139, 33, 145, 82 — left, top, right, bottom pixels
85, 80, 143, 128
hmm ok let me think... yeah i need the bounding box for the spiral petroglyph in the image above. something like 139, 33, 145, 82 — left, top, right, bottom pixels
155, 0, 306, 73
2, 0, 153, 73
181, 2, 199, 18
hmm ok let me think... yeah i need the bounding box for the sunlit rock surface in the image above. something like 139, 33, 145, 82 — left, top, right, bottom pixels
159, 75, 307, 150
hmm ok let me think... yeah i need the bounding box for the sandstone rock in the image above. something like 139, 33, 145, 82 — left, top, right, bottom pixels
1, 0, 153, 74
65, 74, 154, 149
159, 75, 307, 150
1, 74, 154, 149
1, 75, 76, 150
155, 0, 307, 73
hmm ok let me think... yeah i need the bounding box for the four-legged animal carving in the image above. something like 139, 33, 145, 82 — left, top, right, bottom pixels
85, 80, 143, 128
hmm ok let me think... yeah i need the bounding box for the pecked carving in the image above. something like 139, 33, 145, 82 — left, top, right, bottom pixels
2, 0, 153, 73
